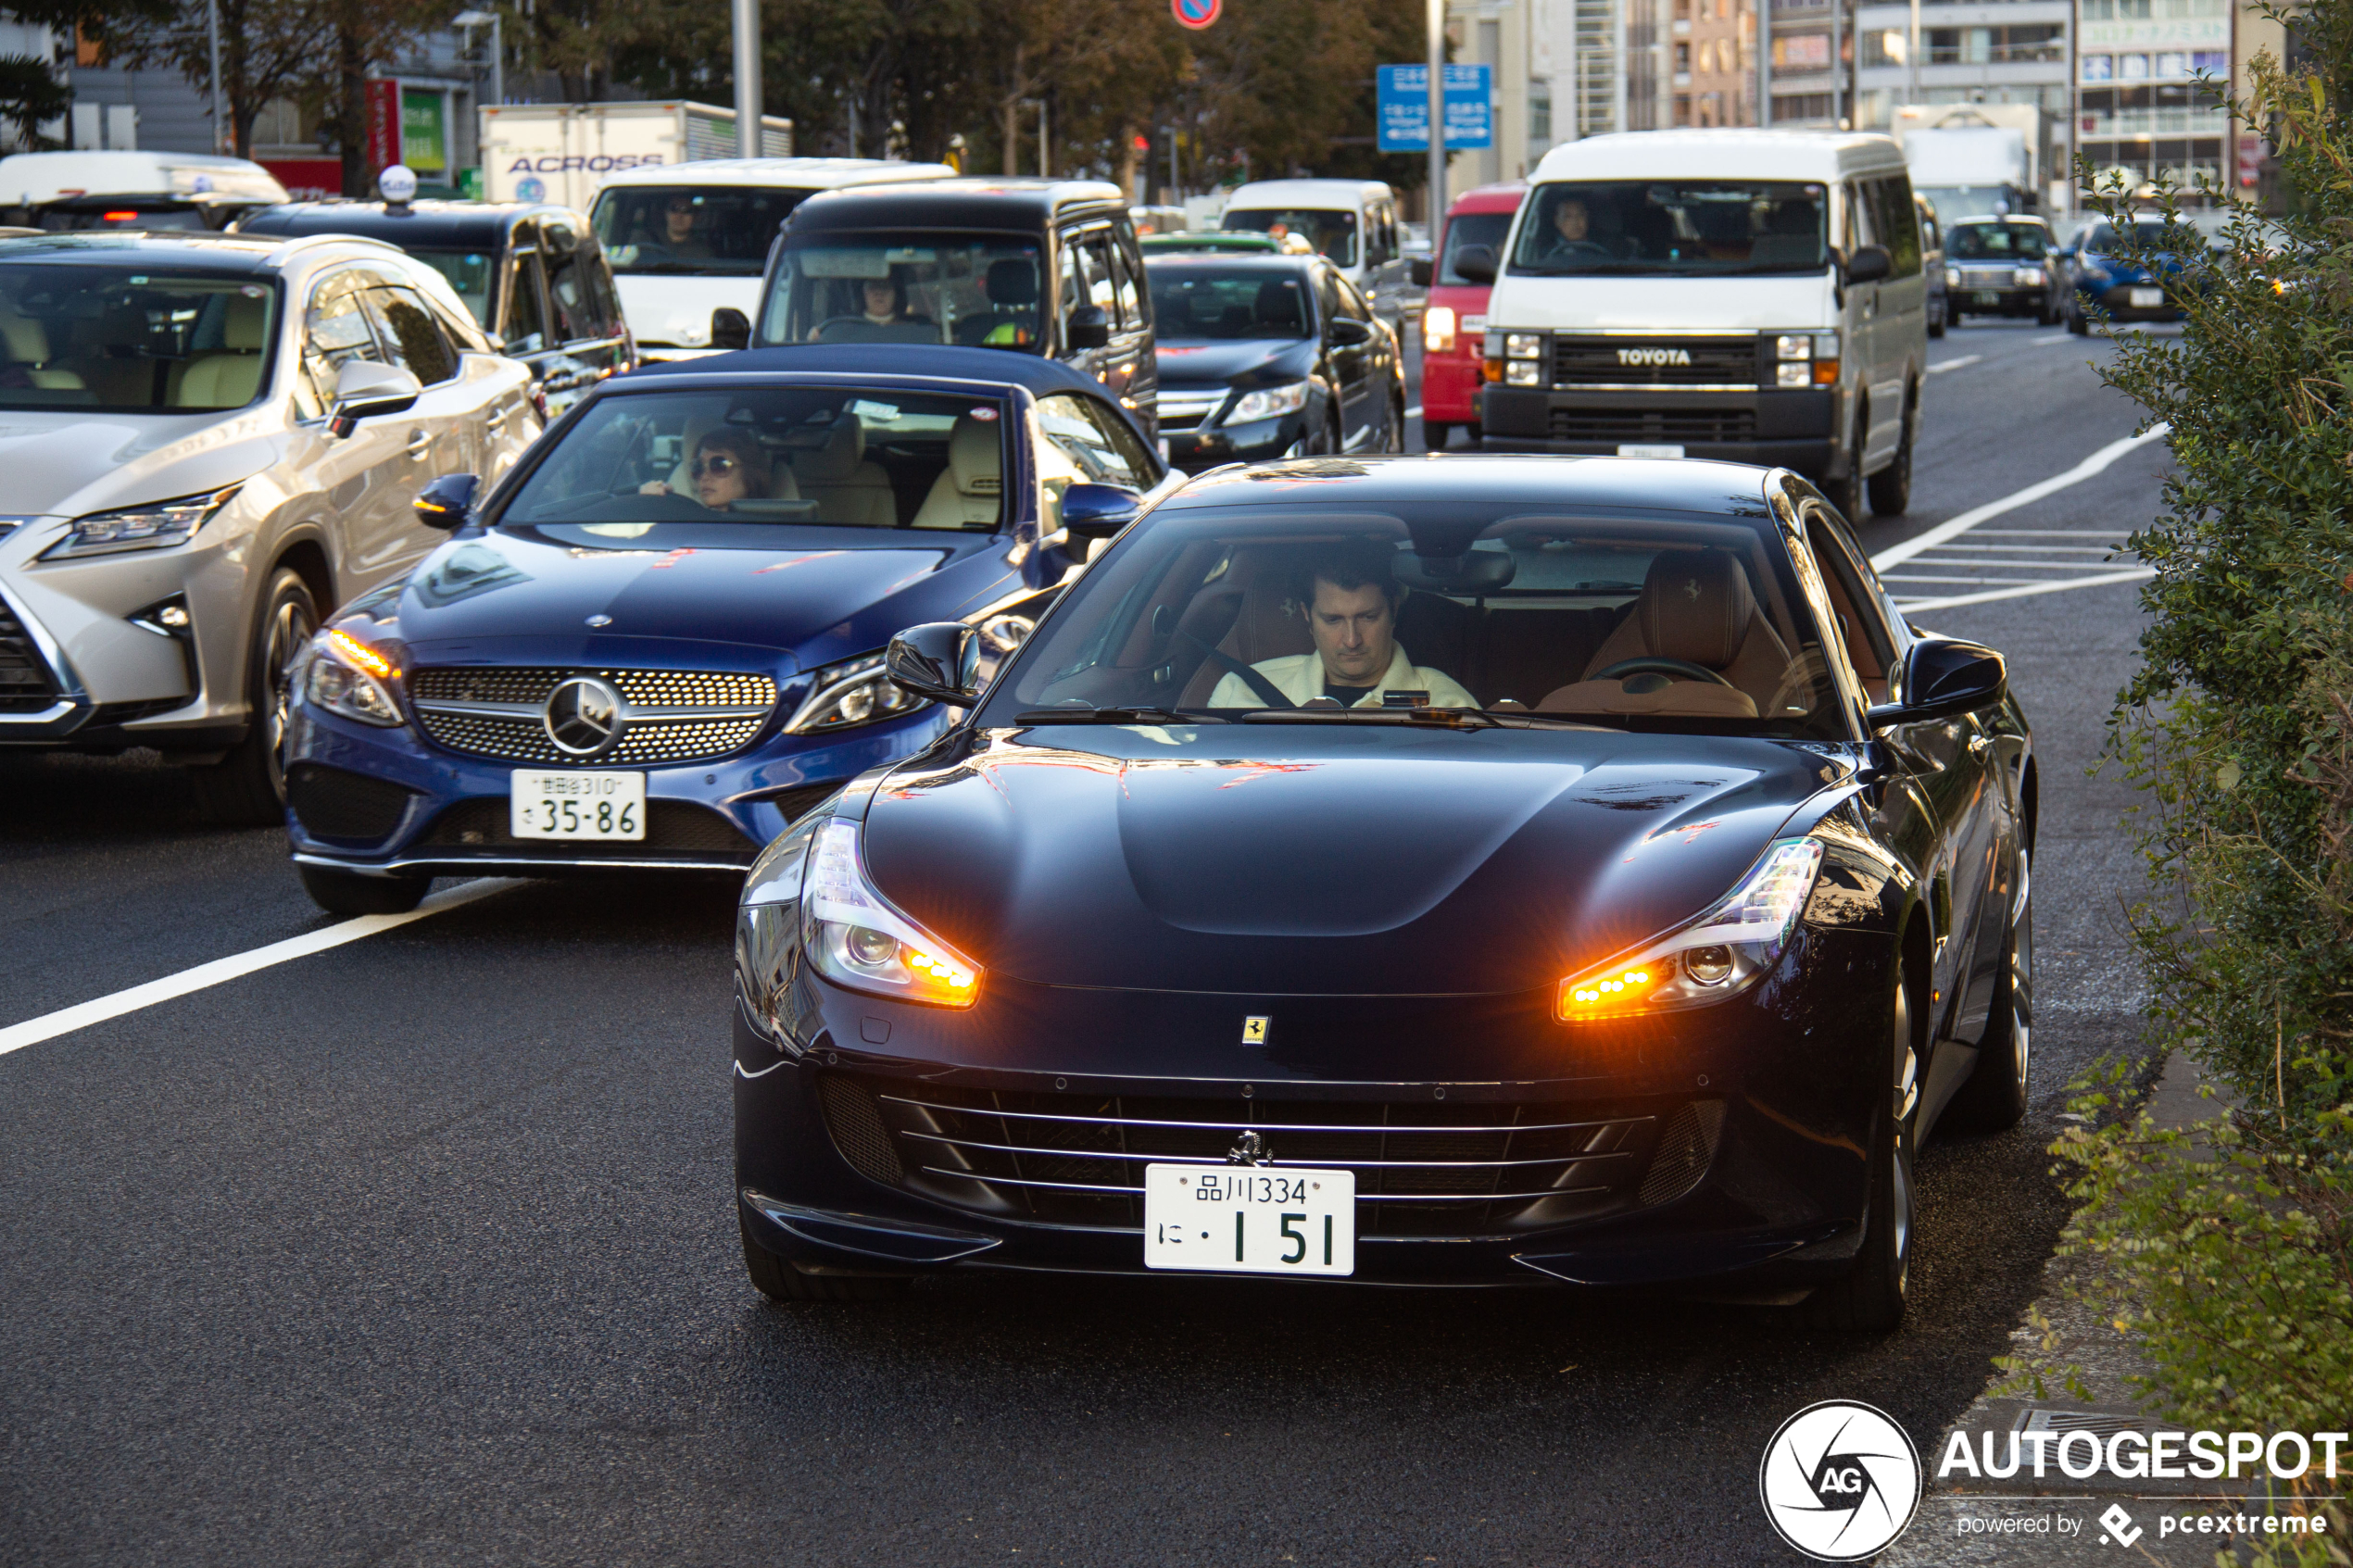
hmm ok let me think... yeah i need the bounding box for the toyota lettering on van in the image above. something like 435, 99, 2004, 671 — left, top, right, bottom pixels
1618, 346, 1692, 367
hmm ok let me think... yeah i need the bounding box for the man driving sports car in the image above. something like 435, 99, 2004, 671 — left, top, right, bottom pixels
1208, 544, 1474, 708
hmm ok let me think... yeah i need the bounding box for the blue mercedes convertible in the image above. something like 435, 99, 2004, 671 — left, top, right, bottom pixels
281, 345, 1169, 914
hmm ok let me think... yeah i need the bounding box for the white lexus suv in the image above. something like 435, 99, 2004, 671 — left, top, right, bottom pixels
0, 231, 539, 820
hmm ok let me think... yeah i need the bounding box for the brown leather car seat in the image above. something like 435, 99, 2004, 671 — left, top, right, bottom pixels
1176, 547, 1315, 707
1537, 549, 1790, 719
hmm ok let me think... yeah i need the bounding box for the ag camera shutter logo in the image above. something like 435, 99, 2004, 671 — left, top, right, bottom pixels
1759, 1399, 1923, 1561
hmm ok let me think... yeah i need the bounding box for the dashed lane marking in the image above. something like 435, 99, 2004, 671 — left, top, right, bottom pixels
1870, 424, 2169, 573
1887, 565, 2157, 614
1926, 355, 1982, 374
2032, 332, 2076, 345
0, 878, 522, 1058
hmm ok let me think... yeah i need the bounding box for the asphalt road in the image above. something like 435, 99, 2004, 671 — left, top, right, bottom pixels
1, 320, 2170, 1567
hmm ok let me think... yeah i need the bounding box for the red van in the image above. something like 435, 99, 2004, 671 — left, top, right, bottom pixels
1412, 182, 1526, 450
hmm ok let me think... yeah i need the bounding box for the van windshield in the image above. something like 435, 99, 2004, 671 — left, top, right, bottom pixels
590, 185, 808, 276
1223, 208, 1358, 267
756, 231, 1048, 353
1510, 181, 1829, 276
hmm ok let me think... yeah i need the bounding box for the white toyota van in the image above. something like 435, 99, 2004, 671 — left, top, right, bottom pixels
1473, 131, 1926, 519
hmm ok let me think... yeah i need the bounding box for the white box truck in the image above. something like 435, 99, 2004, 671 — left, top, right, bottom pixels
477, 101, 794, 213
1894, 106, 2042, 219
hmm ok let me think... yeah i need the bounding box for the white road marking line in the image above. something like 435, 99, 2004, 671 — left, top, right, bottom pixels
1405, 404, 1423, 420
1869, 424, 2170, 571
2032, 332, 2076, 345
1926, 355, 1983, 374
0, 878, 522, 1058
1894, 565, 2157, 613
1906, 557, 2133, 571
1971, 528, 2132, 537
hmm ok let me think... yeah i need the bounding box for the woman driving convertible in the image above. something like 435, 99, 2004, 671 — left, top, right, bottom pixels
636, 428, 774, 511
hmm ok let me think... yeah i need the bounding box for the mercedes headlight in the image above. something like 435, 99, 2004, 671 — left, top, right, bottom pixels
1557, 838, 1824, 1022
44, 483, 243, 559
802, 818, 980, 1008
300, 627, 404, 727
785, 651, 928, 734
1228, 381, 1310, 423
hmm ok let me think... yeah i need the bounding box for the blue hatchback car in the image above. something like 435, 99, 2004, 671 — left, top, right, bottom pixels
281, 345, 1169, 914
2060, 212, 2213, 334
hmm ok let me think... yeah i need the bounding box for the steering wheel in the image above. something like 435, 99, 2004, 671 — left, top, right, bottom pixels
812, 316, 892, 342
1592, 657, 1736, 689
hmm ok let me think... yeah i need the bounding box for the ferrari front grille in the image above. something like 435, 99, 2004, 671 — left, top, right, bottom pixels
819, 1074, 1708, 1240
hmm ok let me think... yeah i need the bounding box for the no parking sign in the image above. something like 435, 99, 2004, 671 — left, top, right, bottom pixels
1172, 0, 1218, 28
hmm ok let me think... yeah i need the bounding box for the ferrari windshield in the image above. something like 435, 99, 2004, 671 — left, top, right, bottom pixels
495, 385, 1007, 535
981, 500, 1848, 738
759, 232, 1048, 350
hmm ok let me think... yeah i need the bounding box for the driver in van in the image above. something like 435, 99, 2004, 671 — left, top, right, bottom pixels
1537, 195, 1615, 262
1208, 544, 1475, 709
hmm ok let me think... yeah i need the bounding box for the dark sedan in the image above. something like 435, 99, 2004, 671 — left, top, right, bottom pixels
1147, 253, 1405, 471
281, 345, 1166, 915
1944, 215, 2057, 325
732, 455, 2035, 1330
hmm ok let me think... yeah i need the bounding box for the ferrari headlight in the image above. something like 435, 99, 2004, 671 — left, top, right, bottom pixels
43, 483, 243, 559
802, 818, 981, 1008
1422, 305, 1457, 354
736, 811, 826, 1049
1557, 838, 1824, 1022
785, 651, 928, 734
1228, 381, 1310, 423
300, 627, 403, 727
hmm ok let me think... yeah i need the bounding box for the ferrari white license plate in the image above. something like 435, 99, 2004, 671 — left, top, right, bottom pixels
1617, 443, 1684, 459
509, 770, 646, 840
2130, 287, 2165, 307
1142, 1164, 1355, 1275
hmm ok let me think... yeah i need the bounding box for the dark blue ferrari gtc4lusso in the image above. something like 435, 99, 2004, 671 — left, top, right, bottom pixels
281, 345, 1170, 915
733, 456, 2036, 1331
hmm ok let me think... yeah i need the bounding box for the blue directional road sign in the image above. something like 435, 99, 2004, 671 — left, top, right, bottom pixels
1377, 64, 1493, 152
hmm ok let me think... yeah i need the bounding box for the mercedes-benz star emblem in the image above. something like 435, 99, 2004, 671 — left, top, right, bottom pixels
544, 675, 625, 758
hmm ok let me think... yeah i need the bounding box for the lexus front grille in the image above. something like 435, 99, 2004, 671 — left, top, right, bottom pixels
0, 592, 60, 712
820, 1074, 1710, 1240
408, 665, 777, 766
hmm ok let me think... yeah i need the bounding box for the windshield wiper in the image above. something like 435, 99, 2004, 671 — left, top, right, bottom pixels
1012, 706, 1229, 725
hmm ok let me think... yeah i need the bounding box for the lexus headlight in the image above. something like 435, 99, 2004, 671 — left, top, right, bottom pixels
44, 483, 243, 559
1228, 381, 1310, 423
301, 627, 403, 727
785, 651, 928, 734
1422, 305, 1457, 355
1557, 838, 1824, 1022
802, 818, 981, 1008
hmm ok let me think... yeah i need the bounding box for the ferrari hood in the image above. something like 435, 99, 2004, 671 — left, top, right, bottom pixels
860, 723, 1848, 996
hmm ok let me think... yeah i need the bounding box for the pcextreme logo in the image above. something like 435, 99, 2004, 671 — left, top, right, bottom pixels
1759, 1400, 1924, 1562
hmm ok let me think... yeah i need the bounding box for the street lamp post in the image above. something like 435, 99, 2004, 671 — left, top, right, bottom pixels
206, 0, 224, 153
453, 10, 502, 111
731, 0, 761, 158
1427, 0, 1445, 226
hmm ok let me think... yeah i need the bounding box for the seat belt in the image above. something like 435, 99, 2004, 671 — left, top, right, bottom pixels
1181, 631, 1294, 709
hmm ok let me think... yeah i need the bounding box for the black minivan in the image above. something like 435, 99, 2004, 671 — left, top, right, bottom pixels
233, 199, 636, 412
750, 178, 1157, 433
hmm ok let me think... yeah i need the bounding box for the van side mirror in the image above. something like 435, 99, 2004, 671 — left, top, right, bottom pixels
711, 307, 750, 351
1867, 637, 2007, 728
329, 359, 423, 437
1066, 304, 1112, 349
1409, 257, 1432, 287
886, 622, 984, 706
1845, 245, 1893, 284
1452, 245, 1497, 284
413, 472, 481, 531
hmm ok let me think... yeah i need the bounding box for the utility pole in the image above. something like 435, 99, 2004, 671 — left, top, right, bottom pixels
1427, 0, 1445, 224
732, 0, 761, 158
206, 0, 224, 152
1760, 0, 1773, 127
1830, 0, 1843, 126
1908, 0, 1920, 107
455, 12, 503, 114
